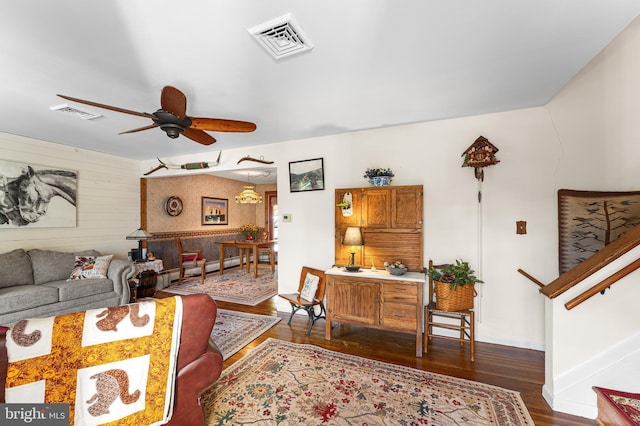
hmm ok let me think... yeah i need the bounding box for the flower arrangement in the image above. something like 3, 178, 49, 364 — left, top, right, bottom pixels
239, 224, 259, 237
363, 168, 395, 179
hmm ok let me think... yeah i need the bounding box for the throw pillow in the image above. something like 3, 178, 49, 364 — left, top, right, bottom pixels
67, 255, 113, 280
300, 272, 320, 301
86, 254, 113, 278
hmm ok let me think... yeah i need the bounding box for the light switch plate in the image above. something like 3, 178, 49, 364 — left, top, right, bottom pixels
283, 213, 293, 223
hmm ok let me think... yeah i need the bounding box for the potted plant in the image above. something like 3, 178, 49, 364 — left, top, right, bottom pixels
426, 259, 483, 311
363, 168, 394, 186
239, 224, 259, 240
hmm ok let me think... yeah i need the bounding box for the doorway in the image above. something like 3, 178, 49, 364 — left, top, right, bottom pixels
265, 191, 278, 255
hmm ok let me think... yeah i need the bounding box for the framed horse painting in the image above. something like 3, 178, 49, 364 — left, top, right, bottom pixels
0, 159, 77, 228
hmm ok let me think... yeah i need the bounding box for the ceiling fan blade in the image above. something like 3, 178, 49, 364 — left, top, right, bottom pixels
183, 128, 217, 145
160, 86, 187, 120
118, 123, 159, 135
190, 117, 257, 133
57, 94, 154, 119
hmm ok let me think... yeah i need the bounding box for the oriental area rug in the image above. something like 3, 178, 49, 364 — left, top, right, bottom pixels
212, 309, 280, 360
201, 338, 535, 425
164, 267, 278, 306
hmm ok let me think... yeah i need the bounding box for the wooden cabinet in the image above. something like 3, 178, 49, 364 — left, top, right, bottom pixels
325, 268, 425, 357
335, 185, 423, 270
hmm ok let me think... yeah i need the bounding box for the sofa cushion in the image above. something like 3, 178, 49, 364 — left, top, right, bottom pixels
0, 285, 59, 315
28, 249, 101, 285
68, 255, 113, 280
43, 278, 114, 302
0, 249, 34, 289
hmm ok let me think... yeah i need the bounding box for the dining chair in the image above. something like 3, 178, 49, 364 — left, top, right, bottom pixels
175, 237, 207, 284
256, 230, 275, 273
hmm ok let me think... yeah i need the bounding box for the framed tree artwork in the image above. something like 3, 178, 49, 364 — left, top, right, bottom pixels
558, 189, 640, 274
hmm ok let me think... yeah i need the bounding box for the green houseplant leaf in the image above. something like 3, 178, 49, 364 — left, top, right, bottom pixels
425, 259, 483, 290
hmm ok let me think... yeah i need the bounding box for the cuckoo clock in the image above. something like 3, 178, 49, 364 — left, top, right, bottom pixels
461, 136, 500, 181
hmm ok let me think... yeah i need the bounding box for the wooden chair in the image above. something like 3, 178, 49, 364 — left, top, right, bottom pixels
423, 259, 475, 361
278, 266, 326, 335
175, 237, 207, 284
256, 230, 275, 274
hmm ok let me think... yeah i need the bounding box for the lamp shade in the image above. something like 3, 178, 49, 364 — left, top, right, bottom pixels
235, 185, 263, 204
342, 227, 363, 246
126, 228, 151, 240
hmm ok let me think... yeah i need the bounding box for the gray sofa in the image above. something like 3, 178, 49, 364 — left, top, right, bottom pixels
0, 248, 135, 325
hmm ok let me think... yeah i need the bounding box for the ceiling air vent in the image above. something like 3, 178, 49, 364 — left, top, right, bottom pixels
50, 103, 102, 120
248, 13, 313, 59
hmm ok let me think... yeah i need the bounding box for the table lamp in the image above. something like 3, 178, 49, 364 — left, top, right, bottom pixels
342, 226, 364, 272
126, 228, 151, 262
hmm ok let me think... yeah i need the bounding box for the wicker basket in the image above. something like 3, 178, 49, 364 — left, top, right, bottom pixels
434, 280, 476, 312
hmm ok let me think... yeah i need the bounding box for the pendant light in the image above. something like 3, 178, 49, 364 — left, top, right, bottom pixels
235, 173, 263, 204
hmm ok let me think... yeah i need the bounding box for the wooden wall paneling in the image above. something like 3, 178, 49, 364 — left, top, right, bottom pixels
148, 233, 242, 270
362, 230, 422, 271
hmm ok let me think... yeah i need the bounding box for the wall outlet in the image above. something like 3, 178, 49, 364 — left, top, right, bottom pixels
283, 213, 293, 223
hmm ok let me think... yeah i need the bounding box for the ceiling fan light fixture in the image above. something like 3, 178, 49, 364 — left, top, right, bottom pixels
235, 184, 263, 204
160, 123, 185, 139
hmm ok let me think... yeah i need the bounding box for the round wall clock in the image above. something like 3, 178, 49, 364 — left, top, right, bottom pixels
165, 196, 183, 216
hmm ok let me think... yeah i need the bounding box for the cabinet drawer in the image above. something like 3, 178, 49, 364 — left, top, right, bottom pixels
381, 302, 416, 330
383, 282, 417, 303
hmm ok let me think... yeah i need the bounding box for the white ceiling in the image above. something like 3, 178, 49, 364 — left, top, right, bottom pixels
2, 1, 640, 165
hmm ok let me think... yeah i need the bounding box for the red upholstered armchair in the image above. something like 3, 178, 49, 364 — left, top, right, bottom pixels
165, 294, 223, 425
0, 294, 223, 426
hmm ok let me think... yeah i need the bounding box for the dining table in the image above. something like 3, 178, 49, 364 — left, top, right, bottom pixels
217, 239, 275, 278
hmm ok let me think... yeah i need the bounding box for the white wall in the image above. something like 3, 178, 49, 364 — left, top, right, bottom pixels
542, 247, 640, 418
145, 105, 564, 350
547, 14, 640, 190
540, 13, 640, 418
0, 132, 141, 258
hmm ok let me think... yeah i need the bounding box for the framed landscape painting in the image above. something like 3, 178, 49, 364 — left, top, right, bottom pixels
202, 197, 228, 225
289, 158, 325, 193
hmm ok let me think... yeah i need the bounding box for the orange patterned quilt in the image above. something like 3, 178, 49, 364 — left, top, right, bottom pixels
4, 296, 183, 425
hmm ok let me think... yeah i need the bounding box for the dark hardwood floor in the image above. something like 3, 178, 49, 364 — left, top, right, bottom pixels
156, 289, 596, 426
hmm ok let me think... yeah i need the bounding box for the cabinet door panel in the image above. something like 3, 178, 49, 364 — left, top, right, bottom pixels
336, 189, 361, 227
392, 187, 423, 229
361, 189, 390, 228
330, 279, 379, 325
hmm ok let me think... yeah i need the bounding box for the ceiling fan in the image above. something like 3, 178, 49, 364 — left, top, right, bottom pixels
57, 86, 256, 145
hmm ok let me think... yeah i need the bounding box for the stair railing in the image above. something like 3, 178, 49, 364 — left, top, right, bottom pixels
518, 225, 640, 310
